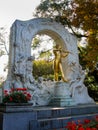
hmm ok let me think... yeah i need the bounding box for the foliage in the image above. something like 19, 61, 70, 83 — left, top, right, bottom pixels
65, 116, 98, 130
35, 0, 98, 70
78, 45, 87, 70
3, 88, 31, 103
0, 76, 5, 87
33, 59, 62, 80
31, 36, 42, 49
0, 27, 9, 56
39, 50, 52, 59
31, 34, 54, 60
71, 0, 98, 70
33, 60, 54, 79
78, 44, 98, 101
84, 72, 98, 101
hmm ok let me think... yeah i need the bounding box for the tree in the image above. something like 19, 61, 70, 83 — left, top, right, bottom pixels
0, 27, 9, 84
71, 0, 98, 70
35, 0, 98, 70
0, 27, 9, 56
31, 34, 55, 60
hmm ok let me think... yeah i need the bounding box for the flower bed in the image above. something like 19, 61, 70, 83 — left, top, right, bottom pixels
3, 88, 31, 103
65, 116, 98, 130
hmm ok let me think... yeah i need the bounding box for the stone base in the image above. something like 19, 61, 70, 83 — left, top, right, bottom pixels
30, 104, 98, 130
49, 82, 76, 106
0, 103, 33, 112
50, 96, 76, 107
0, 103, 35, 130
0, 103, 98, 130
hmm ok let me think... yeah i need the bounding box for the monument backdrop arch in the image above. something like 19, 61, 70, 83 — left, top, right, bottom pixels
3, 18, 94, 106
5, 18, 79, 88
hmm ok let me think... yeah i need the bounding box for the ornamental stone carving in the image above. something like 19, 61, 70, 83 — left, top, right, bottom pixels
3, 18, 95, 106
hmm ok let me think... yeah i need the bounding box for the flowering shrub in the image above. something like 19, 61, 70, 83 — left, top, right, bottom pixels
65, 116, 98, 130
3, 88, 31, 103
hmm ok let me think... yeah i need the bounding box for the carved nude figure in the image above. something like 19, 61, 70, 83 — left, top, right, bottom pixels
70, 66, 95, 104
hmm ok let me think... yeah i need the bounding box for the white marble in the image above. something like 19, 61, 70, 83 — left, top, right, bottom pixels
70, 66, 95, 104
3, 18, 95, 106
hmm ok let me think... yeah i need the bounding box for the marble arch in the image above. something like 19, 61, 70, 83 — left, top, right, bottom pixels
4, 18, 79, 88
3, 18, 94, 106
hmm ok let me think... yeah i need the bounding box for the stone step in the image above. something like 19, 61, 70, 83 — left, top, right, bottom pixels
30, 104, 98, 130
0, 103, 98, 130
33, 104, 98, 120
30, 113, 98, 130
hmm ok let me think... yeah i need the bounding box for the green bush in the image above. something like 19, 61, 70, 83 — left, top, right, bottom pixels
84, 75, 98, 101
33, 60, 54, 79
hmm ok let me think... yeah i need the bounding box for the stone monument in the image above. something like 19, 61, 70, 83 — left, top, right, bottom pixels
3, 18, 95, 106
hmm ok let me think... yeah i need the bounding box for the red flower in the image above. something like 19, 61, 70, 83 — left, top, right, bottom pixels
96, 125, 98, 128
3, 88, 31, 103
85, 128, 91, 130
16, 88, 23, 91
23, 91, 27, 94
78, 127, 85, 130
95, 115, 98, 121
27, 93, 31, 97
22, 88, 27, 91
4, 90, 8, 93
84, 119, 91, 124
78, 124, 83, 128
16, 88, 27, 91
4, 90, 8, 96
26, 93, 31, 100
9, 97, 13, 101
65, 121, 77, 130
65, 117, 98, 130
11, 88, 15, 92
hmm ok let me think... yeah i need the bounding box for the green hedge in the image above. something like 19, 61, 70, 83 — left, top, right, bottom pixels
84, 75, 98, 101
33, 60, 54, 80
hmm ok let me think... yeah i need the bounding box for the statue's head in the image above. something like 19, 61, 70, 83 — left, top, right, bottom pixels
54, 44, 62, 50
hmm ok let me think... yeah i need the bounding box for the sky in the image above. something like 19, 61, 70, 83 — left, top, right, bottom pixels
0, 0, 41, 78
0, 0, 41, 28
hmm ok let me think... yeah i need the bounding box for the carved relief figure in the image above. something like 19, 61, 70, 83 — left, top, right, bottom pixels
12, 75, 23, 89
53, 44, 69, 82
70, 66, 95, 104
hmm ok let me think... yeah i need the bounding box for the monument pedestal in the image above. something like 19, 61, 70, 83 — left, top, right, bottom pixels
0, 103, 98, 130
49, 82, 76, 107
0, 103, 35, 130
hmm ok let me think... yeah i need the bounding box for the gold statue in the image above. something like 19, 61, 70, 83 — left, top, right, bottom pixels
53, 44, 69, 82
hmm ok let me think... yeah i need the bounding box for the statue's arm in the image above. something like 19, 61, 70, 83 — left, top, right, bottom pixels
61, 51, 69, 57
